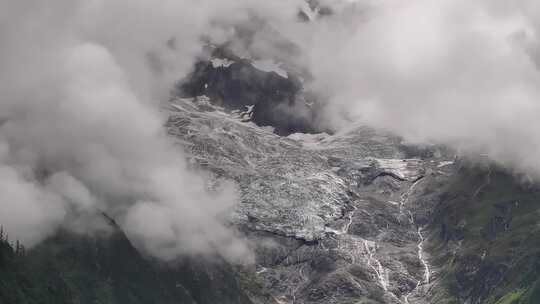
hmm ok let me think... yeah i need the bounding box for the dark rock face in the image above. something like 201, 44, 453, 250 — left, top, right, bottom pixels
439, 221, 465, 243
176, 51, 321, 136
481, 201, 514, 241
453, 255, 508, 303
179, 60, 300, 109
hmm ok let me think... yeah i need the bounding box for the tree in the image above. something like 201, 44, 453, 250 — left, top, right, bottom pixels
19, 244, 26, 257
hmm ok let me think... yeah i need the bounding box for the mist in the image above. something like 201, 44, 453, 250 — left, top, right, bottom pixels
197, 0, 540, 180
289, 0, 540, 175
0, 0, 304, 261
234, 0, 540, 175
2, 0, 540, 261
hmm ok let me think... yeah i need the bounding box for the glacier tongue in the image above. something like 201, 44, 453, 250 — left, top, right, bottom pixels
167, 97, 455, 304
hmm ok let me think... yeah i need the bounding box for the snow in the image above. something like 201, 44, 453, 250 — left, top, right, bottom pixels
166, 96, 453, 303
437, 161, 454, 168
400, 178, 432, 303
251, 59, 288, 78
211, 58, 235, 68
363, 240, 389, 291
417, 227, 431, 284
238, 105, 255, 121
287, 132, 330, 149
324, 205, 357, 235
372, 158, 424, 180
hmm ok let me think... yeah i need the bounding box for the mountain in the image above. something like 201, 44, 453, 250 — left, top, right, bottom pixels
167, 93, 451, 304
169, 47, 540, 303
4, 87, 539, 303
166, 97, 540, 303
3, 20, 540, 304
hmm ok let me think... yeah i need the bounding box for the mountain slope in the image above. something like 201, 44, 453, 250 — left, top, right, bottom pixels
167, 96, 456, 304
425, 163, 540, 304
0, 218, 272, 304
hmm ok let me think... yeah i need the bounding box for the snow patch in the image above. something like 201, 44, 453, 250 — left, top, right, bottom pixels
251, 59, 288, 78
437, 161, 454, 168
211, 58, 235, 68
288, 132, 330, 149
238, 105, 255, 122
372, 158, 423, 181
363, 240, 389, 291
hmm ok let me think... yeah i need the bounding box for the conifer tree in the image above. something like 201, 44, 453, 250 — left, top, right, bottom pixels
19, 244, 26, 257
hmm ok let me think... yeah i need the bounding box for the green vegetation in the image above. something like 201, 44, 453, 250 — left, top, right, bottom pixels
0, 223, 263, 304
427, 163, 540, 304
494, 289, 525, 304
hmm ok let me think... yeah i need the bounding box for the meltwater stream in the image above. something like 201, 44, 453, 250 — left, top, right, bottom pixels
402, 178, 432, 304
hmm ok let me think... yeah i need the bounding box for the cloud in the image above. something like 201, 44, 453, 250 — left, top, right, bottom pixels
0, 0, 302, 261
262, 0, 540, 175
200, 0, 540, 176
3, 0, 539, 263
0, 164, 65, 246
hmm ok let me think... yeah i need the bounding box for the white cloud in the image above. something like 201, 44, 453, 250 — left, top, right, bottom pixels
0, 0, 303, 261
3, 0, 539, 263
283, 0, 540, 175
